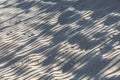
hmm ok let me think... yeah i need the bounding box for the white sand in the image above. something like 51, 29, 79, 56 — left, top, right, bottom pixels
0, 0, 120, 80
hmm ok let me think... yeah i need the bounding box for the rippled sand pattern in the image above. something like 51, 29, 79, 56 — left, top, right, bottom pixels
0, 0, 120, 80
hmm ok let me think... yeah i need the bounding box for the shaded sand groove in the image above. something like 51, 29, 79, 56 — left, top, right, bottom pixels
0, 0, 120, 80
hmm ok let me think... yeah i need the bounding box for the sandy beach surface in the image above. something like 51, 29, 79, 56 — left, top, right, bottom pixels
0, 0, 120, 80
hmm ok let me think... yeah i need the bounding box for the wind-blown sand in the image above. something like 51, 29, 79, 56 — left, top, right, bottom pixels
0, 0, 120, 80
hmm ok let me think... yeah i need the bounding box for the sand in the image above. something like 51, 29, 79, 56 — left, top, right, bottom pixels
0, 0, 120, 80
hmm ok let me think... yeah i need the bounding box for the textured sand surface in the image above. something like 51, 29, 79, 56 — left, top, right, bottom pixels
0, 0, 120, 80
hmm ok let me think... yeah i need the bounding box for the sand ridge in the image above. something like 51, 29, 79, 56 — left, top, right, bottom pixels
0, 0, 120, 80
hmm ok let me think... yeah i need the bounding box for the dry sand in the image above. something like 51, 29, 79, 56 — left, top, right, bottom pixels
0, 0, 120, 80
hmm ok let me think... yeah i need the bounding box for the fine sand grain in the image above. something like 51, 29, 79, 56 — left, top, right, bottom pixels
0, 0, 120, 80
